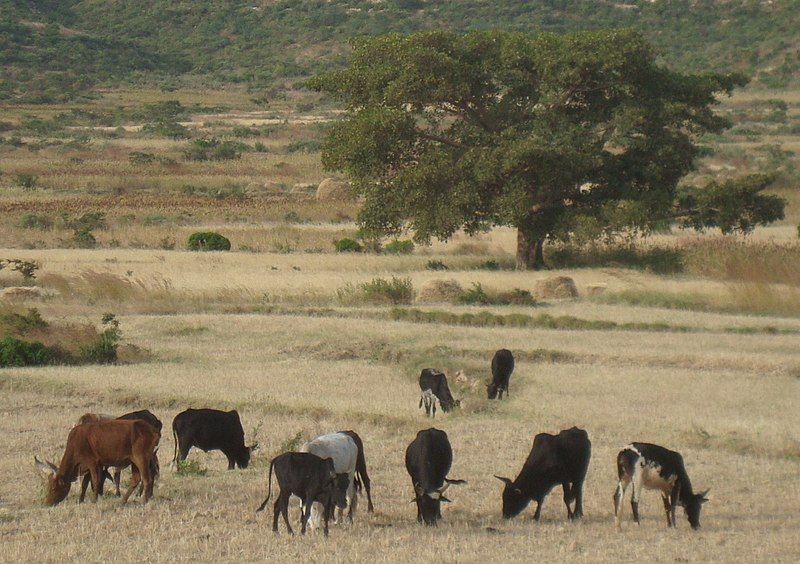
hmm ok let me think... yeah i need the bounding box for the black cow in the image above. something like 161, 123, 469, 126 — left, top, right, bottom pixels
339, 430, 374, 513
494, 427, 591, 521
256, 452, 347, 537
405, 428, 466, 526
487, 349, 515, 400
172, 408, 257, 469
613, 443, 709, 530
418, 369, 459, 418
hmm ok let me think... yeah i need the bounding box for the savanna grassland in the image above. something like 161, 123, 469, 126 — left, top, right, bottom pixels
1, 84, 800, 562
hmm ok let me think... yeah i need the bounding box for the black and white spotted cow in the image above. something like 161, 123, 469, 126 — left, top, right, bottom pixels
418, 369, 459, 418
613, 443, 709, 530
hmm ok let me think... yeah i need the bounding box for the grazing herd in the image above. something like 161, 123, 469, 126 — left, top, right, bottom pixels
34, 348, 710, 537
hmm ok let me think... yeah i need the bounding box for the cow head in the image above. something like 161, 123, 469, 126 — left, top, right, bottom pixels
487, 382, 499, 400
332, 473, 350, 510
413, 482, 451, 526
235, 443, 258, 469
34, 457, 71, 506
494, 475, 529, 519
684, 489, 710, 530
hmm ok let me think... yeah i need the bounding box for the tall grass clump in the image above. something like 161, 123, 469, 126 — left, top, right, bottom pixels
337, 277, 415, 305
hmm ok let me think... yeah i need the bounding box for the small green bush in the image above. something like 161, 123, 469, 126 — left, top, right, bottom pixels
129, 151, 156, 165
73, 228, 97, 249
68, 211, 107, 231
457, 282, 492, 305
337, 277, 415, 305
79, 313, 121, 364
183, 138, 243, 161
383, 239, 415, 255
19, 213, 53, 230
0, 337, 52, 367
478, 260, 501, 271
187, 232, 231, 251
176, 459, 208, 477
14, 173, 37, 190
426, 260, 448, 271
142, 119, 189, 139
284, 211, 302, 223
334, 238, 362, 253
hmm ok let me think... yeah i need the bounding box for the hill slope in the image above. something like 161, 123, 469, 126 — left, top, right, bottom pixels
2, 0, 799, 101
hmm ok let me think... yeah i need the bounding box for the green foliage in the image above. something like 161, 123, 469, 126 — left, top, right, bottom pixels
13, 173, 37, 190
0, 259, 40, 280
426, 260, 448, 271
72, 228, 97, 249
382, 239, 414, 255
0, 308, 47, 334
457, 283, 491, 305
275, 432, 304, 456
129, 151, 156, 165
183, 138, 243, 161
68, 212, 107, 231
478, 260, 501, 271
0, 337, 52, 367
283, 211, 302, 224
142, 119, 189, 139
547, 245, 684, 274
176, 458, 208, 477
337, 277, 415, 305
79, 314, 121, 364
187, 232, 231, 251
334, 238, 362, 253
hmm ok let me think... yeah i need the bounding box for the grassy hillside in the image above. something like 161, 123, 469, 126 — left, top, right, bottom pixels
2, 0, 799, 102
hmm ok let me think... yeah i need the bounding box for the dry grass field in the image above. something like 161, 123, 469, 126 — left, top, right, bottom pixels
1, 85, 799, 561
1, 247, 800, 562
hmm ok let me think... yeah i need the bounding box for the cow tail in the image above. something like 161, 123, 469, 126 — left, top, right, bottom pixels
171, 425, 179, 465
256, 458, 275, 512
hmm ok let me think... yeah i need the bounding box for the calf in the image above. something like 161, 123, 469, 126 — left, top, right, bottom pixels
256, 452, 346, 537
405, 428, 466, 526
494, 427, 590, 521
487, 349, 514, 400
339, 429, 374, 513
35, 419, 160, 505
172, 408, 257, 469
299, 432, 359, 528
418, 369, 459, 417
613, 443, 709, 530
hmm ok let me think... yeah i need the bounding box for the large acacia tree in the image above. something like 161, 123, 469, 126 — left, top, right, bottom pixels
309, 30, 784, 269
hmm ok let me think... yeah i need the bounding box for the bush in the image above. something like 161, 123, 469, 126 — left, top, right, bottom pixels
79, 313, 120, 364
14, 173, 37, 190
284, 211, 302, 223
68, 211, 107, 231
142, 119, 189, 139
129, 151, 156, 165
187, 232, 231, 251
19, 213, 53, 230
0, 259, 40, 280
478, 260, 501, 271
183, 138, 243, 161
0, 337, 52, 367
176, 459, 208, 477
426, 260, 448, 271
338, 277, 415, 305
334, 238, 362, 253
383, 239, 415, 255
73, 228, 97, 249
457, 282, 492, 305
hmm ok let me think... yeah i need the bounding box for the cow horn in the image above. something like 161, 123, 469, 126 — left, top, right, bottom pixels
426, 491, 441, 500
34, 456, 56, 476
440, 496, 452, 503
494, 475, 513, 486
249, 443, 259, 452
438, 482, 450, 494
700, 488, 711, 501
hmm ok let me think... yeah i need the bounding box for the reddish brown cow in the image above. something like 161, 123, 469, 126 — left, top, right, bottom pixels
35, 419, 160, 506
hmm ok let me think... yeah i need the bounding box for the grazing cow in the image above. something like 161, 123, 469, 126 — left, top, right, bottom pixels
256, 452, 346, 537
418, 369, 459, 417
299, 432, 359, 528
35, 419, 160, 505
613, 443, 709, 530
405, 428, 466, 525
339, 429, 374, 513
172, 408, 257, 469
494, 427, 591, 521
487, 349, 514, 400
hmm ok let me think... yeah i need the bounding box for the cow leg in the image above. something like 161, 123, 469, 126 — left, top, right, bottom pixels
226, 455, 235, 470
301, 496, 315, 535
122, 471, 141, 504
661, 494, 673, 527
533, 500, 542, 521
281, 493, 294, 535
89, 465, 102, 503
669, 483, 681, 528
272, 498, 282, 534
573, 479, 585, 519
347, 477, 358, 523
177, 439, 191, 463
79, 473, 91, 503
562, 482, 574, 520
613, 478, 629, 529
114, 468, 122, 496
498, 388, 504, 400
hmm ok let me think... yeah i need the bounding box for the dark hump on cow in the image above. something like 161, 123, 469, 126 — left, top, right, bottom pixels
406, 428, 453, 489
491, 349, 515, 377
118, 409, 163, 432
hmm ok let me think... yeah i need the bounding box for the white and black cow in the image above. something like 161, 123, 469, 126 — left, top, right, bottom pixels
171, 408, 257, 470
339, 430, 374, 513
494, 427, 591, 521
405, 428, 466, 526
487, 349, 515, 400
613, 443, 709, 530
256, 452, 347, 537
418, 369, 459, 418
299, 432, 359, 528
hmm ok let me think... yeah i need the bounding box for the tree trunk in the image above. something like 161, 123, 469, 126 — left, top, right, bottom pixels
516, 229, 546, 270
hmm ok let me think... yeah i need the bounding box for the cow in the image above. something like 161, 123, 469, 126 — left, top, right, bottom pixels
494, 427, 591, 522
405, 428, 466, 526
418, 369, 459, 417
339, 429, 374, 513
299, 432, 359, 528
77, 410, 163, 496
613, 443, 709, 530
35, 419, 160, 506
487, 349, 514, 400
172, 408, 257, 469
255, 452, 347, 537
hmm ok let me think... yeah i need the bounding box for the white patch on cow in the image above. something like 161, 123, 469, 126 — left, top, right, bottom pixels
298, 432, 358, 529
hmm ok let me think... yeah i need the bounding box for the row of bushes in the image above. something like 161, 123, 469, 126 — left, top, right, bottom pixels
334, 278, 537, 307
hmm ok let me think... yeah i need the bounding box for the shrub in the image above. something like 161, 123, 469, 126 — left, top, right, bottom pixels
0, 259, 39, 280
79, 313, 120, 364
0, 308, 47, 333
187, 232, 231, 251
457, 282, 492, 305
338, 277, 415, 305
19, 213, 53, 230
383, 239, 415, 255
183, 138, 243, 161
334, 238, 362, 253
478, 260, 501, 271
142, 119, 189, 139
0, 337, 52, 367
68, 212, 107, 231
497, 288, 537, 306
13, 173, 37, 190
176, 459, 208, 477
73, 228, 97, 249
129, 151, 156, 165
426, 260, 448, 271
284, 211, 302, 223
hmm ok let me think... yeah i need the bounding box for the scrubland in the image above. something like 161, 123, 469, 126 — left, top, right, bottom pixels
0, 87, 799, 561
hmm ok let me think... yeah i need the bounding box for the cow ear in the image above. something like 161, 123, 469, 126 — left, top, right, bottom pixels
700, 489, 711, 502
493, 475, 512, 486
414, 483, 424, 497
34, 456, 56, 477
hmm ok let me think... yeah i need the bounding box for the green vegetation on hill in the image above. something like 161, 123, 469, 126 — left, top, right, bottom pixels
1, 1, 799, 101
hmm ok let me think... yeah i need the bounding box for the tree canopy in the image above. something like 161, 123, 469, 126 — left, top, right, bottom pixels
310, 29, 785, 268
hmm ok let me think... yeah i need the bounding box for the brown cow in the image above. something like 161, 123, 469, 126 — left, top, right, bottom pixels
35, 419, 160, 506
